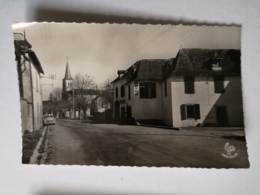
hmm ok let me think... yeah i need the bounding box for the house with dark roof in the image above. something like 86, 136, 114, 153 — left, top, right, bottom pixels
112, 48, 243, 127
164, 48, 243, 127
14, 33, 44, 132
111, 59, 173, 124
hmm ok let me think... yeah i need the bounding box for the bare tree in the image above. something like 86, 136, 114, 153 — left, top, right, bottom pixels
48, 87, 69, 117
72, 73, 96, 119
49, 87, 62, 103
100, 79, 113, 109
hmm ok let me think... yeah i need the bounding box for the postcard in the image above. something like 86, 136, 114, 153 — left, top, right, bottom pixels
12, 22, 249, 168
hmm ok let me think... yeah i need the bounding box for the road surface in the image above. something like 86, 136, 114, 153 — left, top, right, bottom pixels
45, 119, 249, 168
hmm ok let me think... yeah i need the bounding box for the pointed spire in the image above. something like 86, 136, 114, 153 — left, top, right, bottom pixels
64, 57, 73, 80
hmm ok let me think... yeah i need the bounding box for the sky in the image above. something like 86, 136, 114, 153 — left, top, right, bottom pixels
12, 23, 241, 100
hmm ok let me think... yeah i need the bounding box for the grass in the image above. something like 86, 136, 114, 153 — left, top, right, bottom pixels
22, 129, 43, 164
38, 129, 48, 154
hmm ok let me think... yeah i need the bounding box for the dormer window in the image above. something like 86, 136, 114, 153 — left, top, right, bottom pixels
211, 53, 222, 71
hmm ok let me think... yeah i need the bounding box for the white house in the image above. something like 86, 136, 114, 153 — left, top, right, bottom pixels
14, 33, 44, 133
163, 49, 243, 127
112, 48, 243, 128
112, 59, 171, 125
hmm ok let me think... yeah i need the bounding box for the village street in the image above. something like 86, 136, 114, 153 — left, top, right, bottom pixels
45, 119, 249, 168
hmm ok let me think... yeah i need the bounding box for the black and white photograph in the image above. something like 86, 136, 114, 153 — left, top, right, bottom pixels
12, 22, 249, 168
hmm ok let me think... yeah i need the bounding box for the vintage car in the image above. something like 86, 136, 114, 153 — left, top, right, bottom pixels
43, 114, 56, 125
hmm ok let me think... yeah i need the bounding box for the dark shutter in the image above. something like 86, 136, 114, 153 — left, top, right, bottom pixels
140, 83, 145, 98
214, 79, 219, 93
180, 104, 186, 120
128, 85, 131, 100
115, 87, 118, 99
164, 80, 167, 97
214, 76, 224, 93
152, 83, 156, 98
121, 85, 125, 97
195, 104, 200, 120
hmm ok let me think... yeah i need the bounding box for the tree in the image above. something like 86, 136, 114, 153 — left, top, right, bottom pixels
49, 87, 62, 103
48, 87, 69, 117
100, 79, 113, 109
72, 73, 96, 119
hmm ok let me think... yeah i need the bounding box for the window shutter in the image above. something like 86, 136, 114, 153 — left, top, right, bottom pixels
140, 83, 145, 98
214, 76, 224, 93
214, 80, 219, 93
184, 80, 188, 93
115, 87, 118, 99
219, 80, 224, 93
121, 85, 125, 97
128, 85, 131, 100
164, 80, 167, 97
152, 83, 156, 98
180, 104, 186, 120
195, 104, 201, 120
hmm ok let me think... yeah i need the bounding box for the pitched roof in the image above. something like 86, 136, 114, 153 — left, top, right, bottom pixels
63, 62, 73, 80
135, 59, 168, 81
111, 59, 169, 84
170, 48, 241, 76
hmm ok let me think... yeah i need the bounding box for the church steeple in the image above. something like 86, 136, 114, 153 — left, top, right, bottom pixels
62, 57, 73, 93
64, 57, 73, 80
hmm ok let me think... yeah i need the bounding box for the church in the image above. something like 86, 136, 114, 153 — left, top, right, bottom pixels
61, 59, 111, 119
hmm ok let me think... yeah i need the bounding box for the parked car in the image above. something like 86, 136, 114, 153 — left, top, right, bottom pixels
43, 114, 56, 125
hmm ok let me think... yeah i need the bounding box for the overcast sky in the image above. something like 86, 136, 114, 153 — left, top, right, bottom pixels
12, 23, 241, 100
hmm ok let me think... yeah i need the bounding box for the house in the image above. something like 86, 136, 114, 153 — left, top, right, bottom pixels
164, 49, 243, 127
111, 59, 172, 125
61, 61, 111, 119
112, 48, 243, 127
14, 33, 44, 133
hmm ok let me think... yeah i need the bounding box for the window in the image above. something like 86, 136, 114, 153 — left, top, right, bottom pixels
120, 85, 125, 97
180, 104, 200, 120
128, 85, 131, 100
211, 59, 222, 71
184, 76, 194, 94
134, 82, 139, 96
115, 87, 118, 99
214, 76, 224, 93
164, 80, 167, 97
140, 82, 156, 98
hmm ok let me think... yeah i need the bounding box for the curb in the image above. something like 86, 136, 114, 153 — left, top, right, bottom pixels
29, 126, 49, 164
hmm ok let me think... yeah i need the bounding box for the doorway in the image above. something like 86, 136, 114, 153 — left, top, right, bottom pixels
121, 107, 126, 122
216, 106, 229, 127
114, 101, 120, 121
126, 106, 132, 122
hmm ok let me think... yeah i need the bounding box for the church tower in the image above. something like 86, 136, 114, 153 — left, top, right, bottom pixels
62, 58, 73, 92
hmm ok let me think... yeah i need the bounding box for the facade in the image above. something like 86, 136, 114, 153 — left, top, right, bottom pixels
112, 48, 243, 127
14, 33, 44, 133
112, 59, 171, 124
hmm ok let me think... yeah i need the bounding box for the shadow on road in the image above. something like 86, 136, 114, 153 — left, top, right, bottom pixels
222, 136, 246, 142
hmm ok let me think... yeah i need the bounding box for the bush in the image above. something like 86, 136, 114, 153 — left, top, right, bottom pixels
22, 130, 43, 164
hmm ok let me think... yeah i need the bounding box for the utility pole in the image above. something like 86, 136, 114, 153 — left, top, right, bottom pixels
73, 86, 75, 118
40, 74, 56, 115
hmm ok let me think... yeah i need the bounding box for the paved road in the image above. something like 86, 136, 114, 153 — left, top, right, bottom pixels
46, 119, 249, 168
